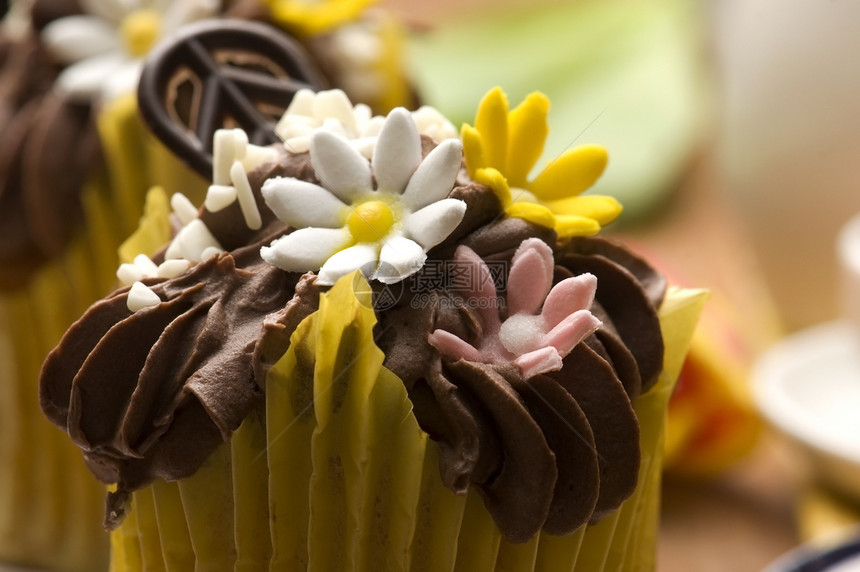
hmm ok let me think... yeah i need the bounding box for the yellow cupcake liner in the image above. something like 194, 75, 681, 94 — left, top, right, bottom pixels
106, 270, 707, 572
0, 93, 207, 570
0, 183, 114, 571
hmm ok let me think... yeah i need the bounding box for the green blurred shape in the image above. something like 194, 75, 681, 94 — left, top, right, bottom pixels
407, 0, 709, 224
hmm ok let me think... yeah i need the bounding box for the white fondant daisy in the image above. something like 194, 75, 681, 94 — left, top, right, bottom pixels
261, 106, 466, 285
40, 0, 219, 103
275, 88, 458, 157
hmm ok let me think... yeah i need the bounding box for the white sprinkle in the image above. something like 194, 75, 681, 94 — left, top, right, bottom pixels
283, 115, 317, 129
127, 281, 161, 313
165, 238, 184, 261
213, 129, 235, 185
117, 262, 144, 286
321, 117, 348, 137
157, 259, 191, 279
353, 137, 376, 160
172, 219, 223, 262
271, 90, 458, 161
230, 161, 262, 230
201, 246, 223, 260
170, 193, 198, 225
285, 88, 315, 117
411, 106, 438, 128
242, 144, 279, 172
117, 254, 159, 286
284, 136, 311, 154
205, 184, 238, 212
358, 114, 385, 138
412, 106, 458, 142
424, 124, 457, 144
231, 128, 248, 160
276, 124, 298, 145
314, 89, 357, 134
133, 254, 159, 276
354, 103, 373, 129
275, 93, 313, 141
279, 123, 313, 142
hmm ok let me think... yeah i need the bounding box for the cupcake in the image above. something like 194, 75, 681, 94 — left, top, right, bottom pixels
0, 2, 415, 570
38, 20, 707, 570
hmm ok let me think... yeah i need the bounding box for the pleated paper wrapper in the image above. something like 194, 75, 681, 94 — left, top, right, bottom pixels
0, 94, 205, 571
106, 255, 707, 572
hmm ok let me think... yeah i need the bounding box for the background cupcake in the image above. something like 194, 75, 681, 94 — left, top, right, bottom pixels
0, 1, 416, 569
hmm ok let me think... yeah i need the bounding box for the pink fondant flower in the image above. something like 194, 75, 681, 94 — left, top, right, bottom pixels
428, 238, 602, 380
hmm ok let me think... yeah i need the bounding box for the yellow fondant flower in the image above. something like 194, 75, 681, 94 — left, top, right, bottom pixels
461, 87, 622, 237
263, 0, 376, 36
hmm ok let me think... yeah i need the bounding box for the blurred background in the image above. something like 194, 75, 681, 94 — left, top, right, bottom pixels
381, 0, 860, 569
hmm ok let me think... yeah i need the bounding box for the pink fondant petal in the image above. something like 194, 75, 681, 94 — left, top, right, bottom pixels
507, 238, 554, 315
515, 346, 563, 379
453, 245, 501, 331
428, 329, 484, 363
541, 310, 602, 357
541, 273, 597, 330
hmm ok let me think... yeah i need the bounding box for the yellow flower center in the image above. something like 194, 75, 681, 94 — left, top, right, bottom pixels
347, 200, 395, 243
120, 9, 162, 58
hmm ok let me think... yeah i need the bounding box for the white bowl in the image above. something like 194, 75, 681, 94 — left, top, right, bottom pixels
753, 321, 860, 502
764, 530, 860, 572
839, 212, 860, 329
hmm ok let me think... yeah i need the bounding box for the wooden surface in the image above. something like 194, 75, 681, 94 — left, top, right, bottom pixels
658, 433, 803, 571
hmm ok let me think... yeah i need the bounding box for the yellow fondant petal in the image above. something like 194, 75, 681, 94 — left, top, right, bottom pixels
266, 0, 376, 36
506, 92, 549, 188
530, 144, 608, 201
118, 186, 171, 263
474, 87, 509, 172
545, 195, 623, 226
553, 214, 602, 238
460, 123, 487, 180
474, 167, 512, 206
504, 202, 556, 230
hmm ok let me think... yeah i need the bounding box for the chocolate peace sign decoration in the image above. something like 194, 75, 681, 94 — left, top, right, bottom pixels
137, 19, 327, 178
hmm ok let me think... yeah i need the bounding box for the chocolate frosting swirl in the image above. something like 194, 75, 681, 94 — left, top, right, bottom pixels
0, 23, 102, 289
40, 149, 316, 525
374, 212, 665, 540
41, 135, 667, 540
